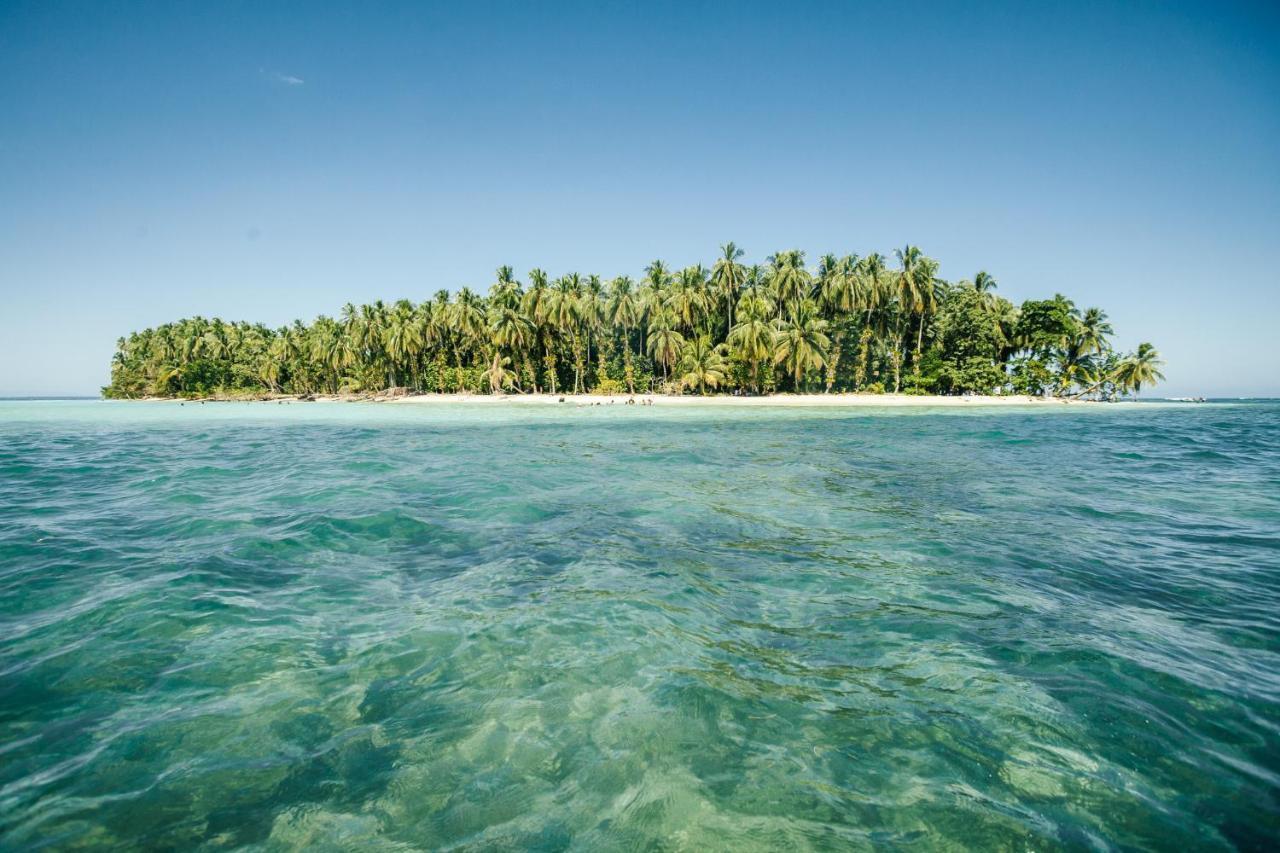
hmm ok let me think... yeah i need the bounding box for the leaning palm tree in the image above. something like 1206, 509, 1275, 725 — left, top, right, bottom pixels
1111, 343, 1165, 396
677, 337, 729, 395
482, 352, 519, 393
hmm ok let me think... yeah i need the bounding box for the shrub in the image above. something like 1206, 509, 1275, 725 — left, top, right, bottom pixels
593, 378, 625, 395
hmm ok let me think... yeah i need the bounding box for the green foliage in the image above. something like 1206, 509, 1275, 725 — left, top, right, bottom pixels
1009, 357, 1055, 396
105, 250, 1158, 399
938, 357, 1007, 394
1015, 296, 1078, 358
936, 285, 1003, 362
593, 378, 626, 395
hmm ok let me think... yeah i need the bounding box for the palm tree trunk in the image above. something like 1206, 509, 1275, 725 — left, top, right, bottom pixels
857, 327, 871, 388
914, 317, 924, 377
826, 340, 841, 393
893, 320, 903, 393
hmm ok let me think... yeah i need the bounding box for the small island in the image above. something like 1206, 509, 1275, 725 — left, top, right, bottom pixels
105, 245, 1164, 402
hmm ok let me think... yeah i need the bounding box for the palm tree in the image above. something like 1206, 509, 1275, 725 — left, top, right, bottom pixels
545, 275, 583, 391
741, 264, 767, 301
581, 274, 606, 385
666, 265, 709, 335
728, 294, 774, 393
451, 288, 486, 386
772, 302, 830, 391
1111, 343, 1165, 396
104, 244, 1159, 403
523, 269, 553, 392
768, 250, 810, 320
973, 270, 997, 297
711, 242, 746, 338
677, 337, 729, 394
962, 271, 1012, 345
818, 253, 858, 391
608, 276, 641, 392
913, 256, 941, 379
1055, 306, 1112, 393
311, 317, 354, 392
1078, 307, 1113, 355
490, 265, 522, 311
383, 299, 424, 387
893, 246, 940, 390
642, 259, 673, 330
483, 353, 519, 393
818, 254, 857, 314
491, 305, 534, 355
646, 308, 685, 387
853, 253, 887, 388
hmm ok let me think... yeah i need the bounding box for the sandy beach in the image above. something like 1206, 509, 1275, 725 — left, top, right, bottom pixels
385, 392, 1105, 407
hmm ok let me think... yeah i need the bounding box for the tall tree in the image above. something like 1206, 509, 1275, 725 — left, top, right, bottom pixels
711, 242, 746, 338
772, 302, 830, 391
677, 337, 729, 394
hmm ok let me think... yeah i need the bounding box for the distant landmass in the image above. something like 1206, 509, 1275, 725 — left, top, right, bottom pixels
104, 245, 1163, 401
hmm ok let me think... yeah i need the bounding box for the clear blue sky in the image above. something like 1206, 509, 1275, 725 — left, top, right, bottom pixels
2, 0, 1277, 396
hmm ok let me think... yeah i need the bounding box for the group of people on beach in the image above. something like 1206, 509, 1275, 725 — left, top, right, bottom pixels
571, 396, 654, 407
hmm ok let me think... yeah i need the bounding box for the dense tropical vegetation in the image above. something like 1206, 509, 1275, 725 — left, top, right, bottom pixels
105, 245, 1163, 399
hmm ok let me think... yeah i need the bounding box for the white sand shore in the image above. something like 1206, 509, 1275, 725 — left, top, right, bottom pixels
386, 392, 1106, 407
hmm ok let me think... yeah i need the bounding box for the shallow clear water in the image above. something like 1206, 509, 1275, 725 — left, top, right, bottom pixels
1, 400, 1278, 850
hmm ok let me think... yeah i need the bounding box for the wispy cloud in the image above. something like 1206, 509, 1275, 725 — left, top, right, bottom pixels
261, 69, 304, 86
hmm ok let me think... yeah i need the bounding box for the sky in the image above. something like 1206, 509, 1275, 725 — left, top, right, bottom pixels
1, 0, 1277, 397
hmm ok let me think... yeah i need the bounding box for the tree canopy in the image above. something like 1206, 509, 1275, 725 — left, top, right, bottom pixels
105, 245, 1162, 400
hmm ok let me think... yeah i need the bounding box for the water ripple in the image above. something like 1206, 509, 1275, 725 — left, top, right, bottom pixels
1, 400, 1278, 849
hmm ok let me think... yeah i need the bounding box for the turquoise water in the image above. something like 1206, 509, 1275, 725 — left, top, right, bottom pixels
2, 400, 1277, 850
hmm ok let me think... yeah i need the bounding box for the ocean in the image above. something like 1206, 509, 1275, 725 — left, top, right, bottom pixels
1, 399, 1277, 849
